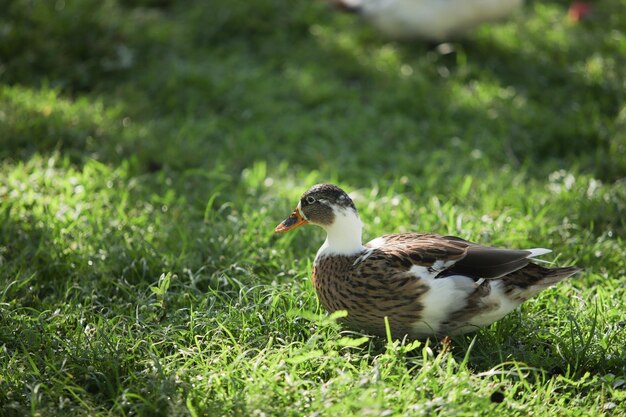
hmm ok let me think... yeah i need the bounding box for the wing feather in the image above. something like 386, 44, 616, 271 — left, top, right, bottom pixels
364, 233, 550, 280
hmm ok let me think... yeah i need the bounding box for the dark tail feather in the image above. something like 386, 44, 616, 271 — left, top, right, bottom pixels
535, 266, 582, 287
501, 263, 582, 300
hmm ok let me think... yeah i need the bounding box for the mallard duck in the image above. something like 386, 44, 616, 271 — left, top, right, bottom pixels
275, 184, 581, 339
327, 0, 524, 41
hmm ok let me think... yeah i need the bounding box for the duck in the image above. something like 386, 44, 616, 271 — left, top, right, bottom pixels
326, 0, 524, 41
275, 184, 581, 339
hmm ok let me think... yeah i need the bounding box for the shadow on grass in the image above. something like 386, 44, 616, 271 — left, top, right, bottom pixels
2, 0, 624, 183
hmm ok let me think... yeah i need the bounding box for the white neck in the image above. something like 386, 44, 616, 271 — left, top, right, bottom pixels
315, 207, 365, 259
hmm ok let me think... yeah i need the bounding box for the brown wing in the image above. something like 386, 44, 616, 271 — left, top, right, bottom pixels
365, 233, 537, 280
373, 233, 467, 265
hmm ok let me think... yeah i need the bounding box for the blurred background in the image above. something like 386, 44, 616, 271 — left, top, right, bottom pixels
1, 0, 624, 178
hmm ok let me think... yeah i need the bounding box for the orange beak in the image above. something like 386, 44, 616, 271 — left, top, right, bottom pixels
275, 207, 309, 233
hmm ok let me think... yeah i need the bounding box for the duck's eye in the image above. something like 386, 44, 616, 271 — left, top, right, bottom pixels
305, 196, 316, 205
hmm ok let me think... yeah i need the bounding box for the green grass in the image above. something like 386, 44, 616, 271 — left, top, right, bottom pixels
1, 0, 625, 415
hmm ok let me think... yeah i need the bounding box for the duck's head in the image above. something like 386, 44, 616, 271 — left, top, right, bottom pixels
274, 184, 359, 233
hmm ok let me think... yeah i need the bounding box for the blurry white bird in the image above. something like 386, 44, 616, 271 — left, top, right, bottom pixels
327, 0, 524, 41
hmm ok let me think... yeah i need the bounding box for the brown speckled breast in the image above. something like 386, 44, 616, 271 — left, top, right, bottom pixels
313, 254, 428, 338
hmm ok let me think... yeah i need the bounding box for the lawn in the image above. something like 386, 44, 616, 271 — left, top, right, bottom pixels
1, 0, 625, 415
